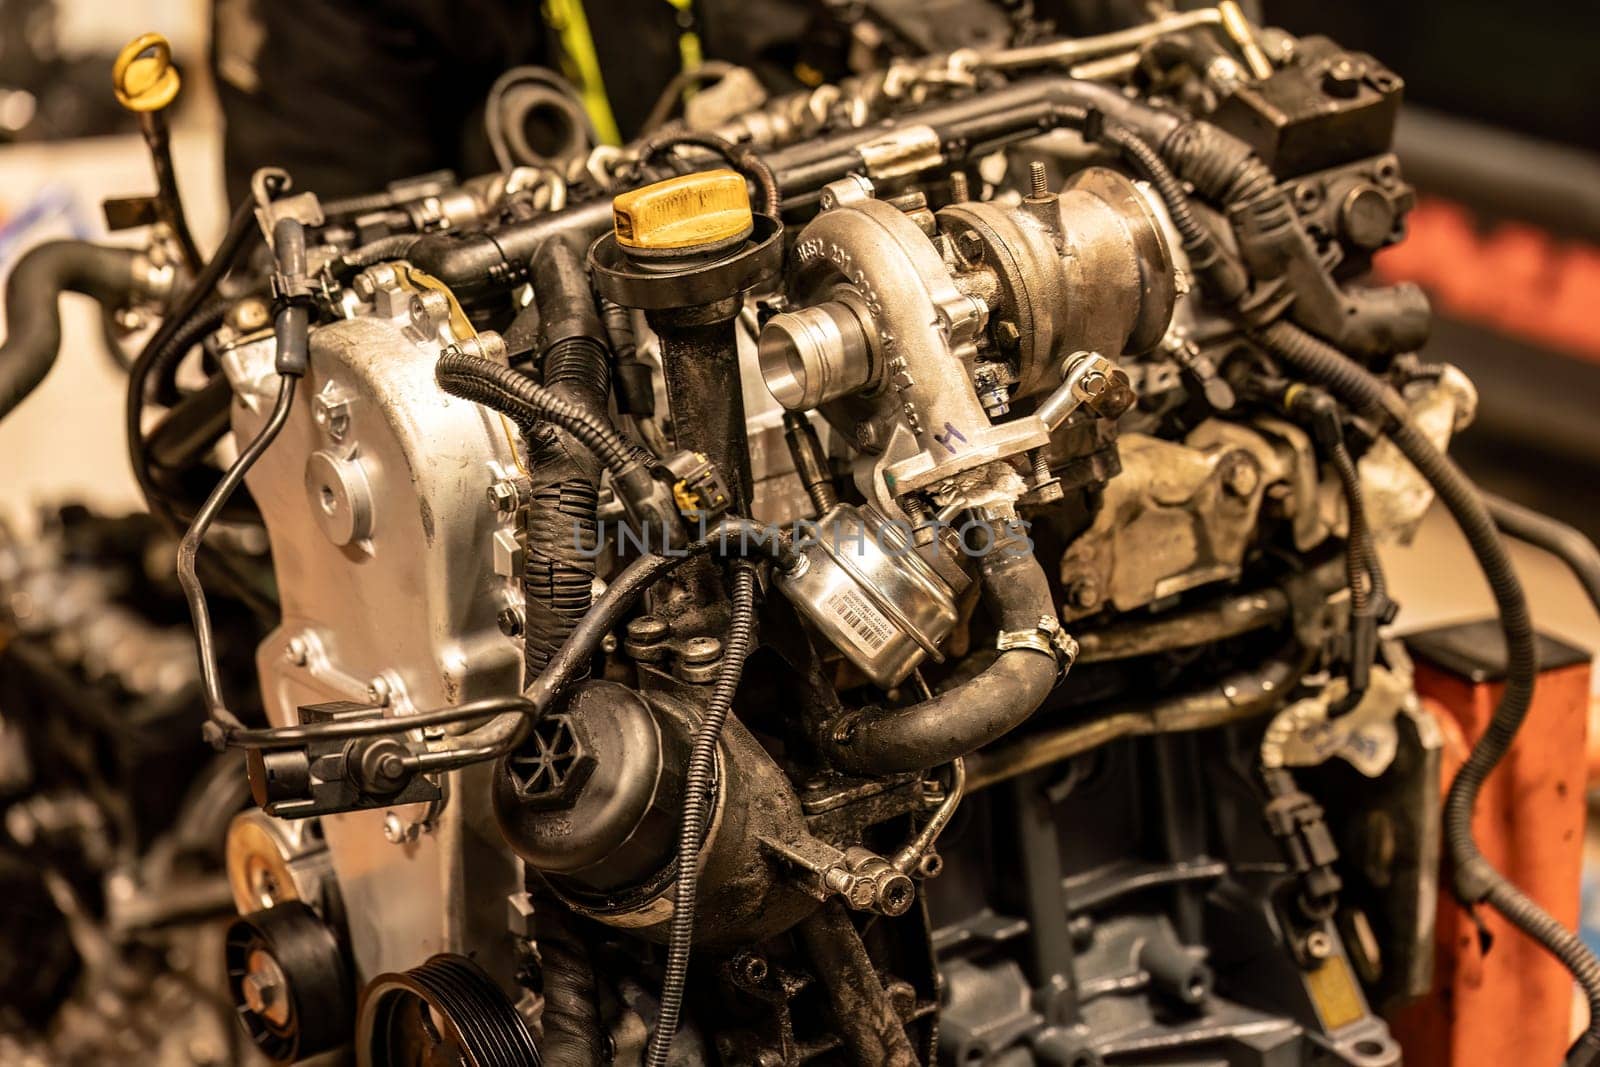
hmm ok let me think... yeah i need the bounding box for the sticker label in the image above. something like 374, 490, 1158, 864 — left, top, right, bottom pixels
824, 587, 896, 655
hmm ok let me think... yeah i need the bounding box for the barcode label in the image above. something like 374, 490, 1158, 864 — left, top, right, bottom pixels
824, 588, 895, 654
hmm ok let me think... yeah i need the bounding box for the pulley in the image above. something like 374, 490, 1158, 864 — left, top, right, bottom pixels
225, 901, 354, 1063
356, 953, 543, 1067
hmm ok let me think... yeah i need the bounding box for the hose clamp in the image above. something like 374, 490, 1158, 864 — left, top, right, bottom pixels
996, 615, 1079, 677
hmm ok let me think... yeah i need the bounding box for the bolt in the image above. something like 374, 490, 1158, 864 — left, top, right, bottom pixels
831, 712, 860, 745
367, 676, 392, 706
876, 871, 916, 915
886, 979, 917, 1019
1028, 449, 1063, 504
240, 951, 289, 1025
1067, 577, 1100, 611
1030, 449, 1052, 485
227, 297, 271, 333
1028, 161, 1049, 199
241, 971, 279, 1016
626, 616, 670, 644
378, 751, 406, 781
313, 385, 352, 441
1304, 929, 1334, 961
284, 636, 308, 665
681, 636, 724, 664
993, 320, 1021, 351
354, 263, 402, 300
735, 953, 769, 986
409, 289, 451, 335
382, 811, 406, 844
1321, 57, 1362, 98
497, 605, 525, 637
487, 479, 521, 516
954, 229, 985, 265
949, 171, 971, 202
974, 364, 1010, 417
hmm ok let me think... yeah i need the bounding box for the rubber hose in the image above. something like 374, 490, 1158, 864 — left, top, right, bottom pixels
0, 240, 141, 420
127, 196, 262, 524
822, 546, 1061, 775
643, 560, 759, 1067
1485, 492, 1600, 618
533, 895, 604, 1067
332, 234, 418, 279
1253, 317, 1600, 1040
149, 296, 231, 408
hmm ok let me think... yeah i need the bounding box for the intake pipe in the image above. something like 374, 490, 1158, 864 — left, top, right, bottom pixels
0, 241, 163, 420
821, 542, 1061, 775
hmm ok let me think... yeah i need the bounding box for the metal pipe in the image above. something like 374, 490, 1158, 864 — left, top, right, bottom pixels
796, 901, 919, 1066
965, 644, 1312, 791
977, 8, 1224, 71
891, 758, 965, 875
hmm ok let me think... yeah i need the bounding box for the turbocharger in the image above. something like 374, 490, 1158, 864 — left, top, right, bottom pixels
757, 167, 1176, 499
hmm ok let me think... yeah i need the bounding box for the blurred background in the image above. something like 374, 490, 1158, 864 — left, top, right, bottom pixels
0, 0, 223, 528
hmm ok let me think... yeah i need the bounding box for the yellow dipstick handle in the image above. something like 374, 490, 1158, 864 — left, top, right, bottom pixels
113, 32, 181, 113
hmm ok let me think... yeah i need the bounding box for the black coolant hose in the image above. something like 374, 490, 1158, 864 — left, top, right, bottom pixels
127, 196, 263, 524
821, 545, 1063, 776
329, 234, 418, 280
0, 240, 147, 420
1253, 317, 1600, 1050
644, 560, 760, 1067
534, 892, 603, 1067
521, 239, 611, 678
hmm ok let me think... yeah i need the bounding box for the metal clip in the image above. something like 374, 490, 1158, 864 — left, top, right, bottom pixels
996, 615, 1079, 677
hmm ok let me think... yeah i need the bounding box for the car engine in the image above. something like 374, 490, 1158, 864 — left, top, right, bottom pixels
1, 4, 1594, 1065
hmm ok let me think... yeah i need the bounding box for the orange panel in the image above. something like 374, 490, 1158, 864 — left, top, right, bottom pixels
1387, 654, 1589, 1065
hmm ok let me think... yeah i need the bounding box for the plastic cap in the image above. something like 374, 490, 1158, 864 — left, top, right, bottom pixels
612, 169, 753, 250
113, 33, 181, 112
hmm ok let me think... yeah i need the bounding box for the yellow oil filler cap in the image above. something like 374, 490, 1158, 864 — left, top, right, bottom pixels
112, 33, 181, 112
612, 169, 753, 251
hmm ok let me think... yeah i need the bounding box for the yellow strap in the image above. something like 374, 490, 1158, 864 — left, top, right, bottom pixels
543, 0, 622, 145
543, 0, 704, 144
662, 0, 704, 78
